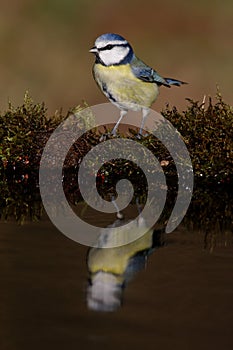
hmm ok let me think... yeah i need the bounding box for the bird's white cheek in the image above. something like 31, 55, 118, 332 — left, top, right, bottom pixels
99, 47, 130, 66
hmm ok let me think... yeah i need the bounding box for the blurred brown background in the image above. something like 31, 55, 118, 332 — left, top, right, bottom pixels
0, 0, 232, 114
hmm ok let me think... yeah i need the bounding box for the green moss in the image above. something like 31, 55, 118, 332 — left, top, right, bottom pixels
0, 92, 232, 248
162, 92, 232, 183
0, 92, 66, 223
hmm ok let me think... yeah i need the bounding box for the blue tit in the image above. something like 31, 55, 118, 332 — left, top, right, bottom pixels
86, 210, 155, 312
89, 33, 186, 136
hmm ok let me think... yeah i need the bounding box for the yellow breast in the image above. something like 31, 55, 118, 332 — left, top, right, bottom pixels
87, 227, 153, 276
93, 63, 159, 109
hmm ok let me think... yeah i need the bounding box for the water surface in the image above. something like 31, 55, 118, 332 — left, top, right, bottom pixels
0, 217, 232, 350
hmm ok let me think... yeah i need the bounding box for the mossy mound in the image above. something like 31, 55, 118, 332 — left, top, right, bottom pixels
0, 92, 232, 247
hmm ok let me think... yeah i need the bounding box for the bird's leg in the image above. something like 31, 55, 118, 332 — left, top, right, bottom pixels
136, 197, 142, 214
138, 108, 150, 137
111, 196, 124, 220
111, 110, 127, 136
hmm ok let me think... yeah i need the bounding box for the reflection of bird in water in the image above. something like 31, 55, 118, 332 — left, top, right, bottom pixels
86, 201, 164, 312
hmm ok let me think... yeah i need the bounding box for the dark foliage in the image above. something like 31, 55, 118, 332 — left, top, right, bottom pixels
0, 92, 232, 247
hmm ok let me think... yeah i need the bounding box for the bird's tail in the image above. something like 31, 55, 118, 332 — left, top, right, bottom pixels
164, 78, 187, 87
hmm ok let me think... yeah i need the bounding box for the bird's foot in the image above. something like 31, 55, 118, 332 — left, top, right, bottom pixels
110, 131, 118, 138
99, 132, 111, 142
136, 132, 149, 140
99, 131, 119, 141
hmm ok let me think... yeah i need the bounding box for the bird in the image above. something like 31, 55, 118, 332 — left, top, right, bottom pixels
89, 33, 186, 136
86, 200, 164, 312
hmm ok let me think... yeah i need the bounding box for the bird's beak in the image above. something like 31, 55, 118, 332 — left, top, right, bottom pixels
89, 46, 98, 53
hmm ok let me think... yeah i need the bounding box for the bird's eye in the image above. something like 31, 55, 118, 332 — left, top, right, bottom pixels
105, 44, 114, 50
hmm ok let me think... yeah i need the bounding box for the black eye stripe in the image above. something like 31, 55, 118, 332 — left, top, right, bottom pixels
98, 43, 129, 51
102, 44, 114, 51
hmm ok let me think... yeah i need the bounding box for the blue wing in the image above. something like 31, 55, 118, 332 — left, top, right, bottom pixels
131, 56, 186, 87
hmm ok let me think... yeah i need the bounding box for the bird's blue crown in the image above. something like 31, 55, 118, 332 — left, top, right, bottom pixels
96, 33, 127, 43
